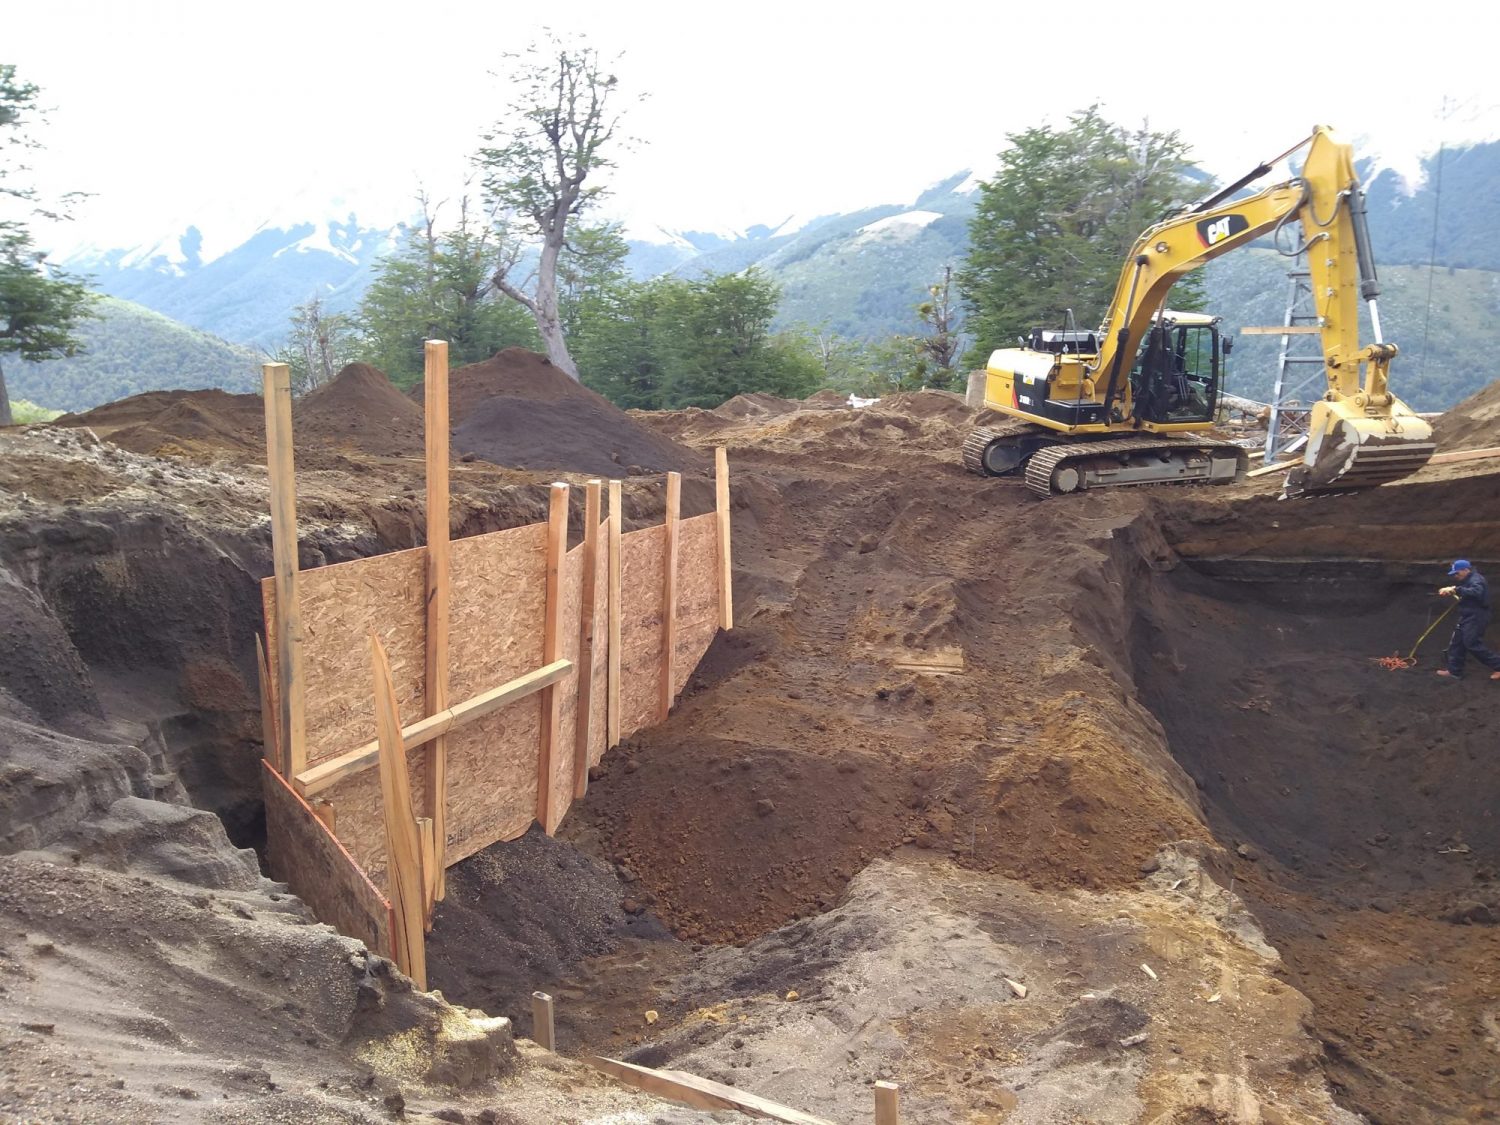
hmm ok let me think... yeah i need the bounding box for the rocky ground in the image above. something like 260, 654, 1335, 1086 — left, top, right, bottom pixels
2, 360, 1498, 1122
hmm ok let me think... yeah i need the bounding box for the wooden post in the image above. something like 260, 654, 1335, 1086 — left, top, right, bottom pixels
263, 362, 307, 778
422, 339, 451, 904
531, 991, 556, 1051
607, 479, 623, 749
660, 471, 681, 721
372, 634, 426, 990
874, 1081, 900, 1125
715, 447, 734, 631
416, 815, 435, 931
574, 480, 602, 798
254, 634, 281, 773
537, 482, 569, 833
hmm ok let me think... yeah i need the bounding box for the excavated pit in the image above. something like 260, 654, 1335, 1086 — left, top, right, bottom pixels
1113, 484, 1500, 1122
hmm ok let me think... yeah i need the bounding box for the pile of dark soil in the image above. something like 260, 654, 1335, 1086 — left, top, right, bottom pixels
801, 389, 848, 408
420, 348, 699, 476
1433, 376, 1500, 451
711, 392, 799, 420
294, 363, 425, 458
55, 390, 263, 456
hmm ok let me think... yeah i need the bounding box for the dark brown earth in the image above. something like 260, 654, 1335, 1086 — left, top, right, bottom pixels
1433, 375, 1500, 451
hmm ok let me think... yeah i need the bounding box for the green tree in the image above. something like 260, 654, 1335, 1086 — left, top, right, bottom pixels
477, 34, 634, 380
0, 65, 95, 424
273, 295, 358, 395
357, 192, 537, 386
912, 264, 962, 390
958, 106, 1200, 365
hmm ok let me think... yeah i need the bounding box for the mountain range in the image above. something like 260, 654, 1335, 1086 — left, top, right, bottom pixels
20, 139, 1500, 414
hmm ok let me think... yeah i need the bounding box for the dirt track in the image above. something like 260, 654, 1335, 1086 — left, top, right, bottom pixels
4, 362, 1500, 1121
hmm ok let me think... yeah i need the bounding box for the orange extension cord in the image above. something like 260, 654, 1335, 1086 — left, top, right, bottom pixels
1375, 601, 1456, 670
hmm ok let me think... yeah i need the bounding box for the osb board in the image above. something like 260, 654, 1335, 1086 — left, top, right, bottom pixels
262, 761, 394, 959
316, 749, 427, 893
547, 542, 586, 831
442, 521, 550, 863
672, 513, 722, 698
618, 523, 666, 741
260, 545, 428, 769
588, 532, 611, 768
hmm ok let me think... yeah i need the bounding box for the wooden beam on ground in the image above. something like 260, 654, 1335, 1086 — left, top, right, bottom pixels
254, 634, 280, 773
371, 634, 426, 989
660, 471, 681, 721
1239, 325, 1323, 335
607, 479, 623, 748
538, 482, 569, 832
715, 446, 734, 631
295, 659, 574, 794
422, 339, 451, 904
574, 480, 602, 799
1246, 459, 1298, 478
874, 1081, 900, 1125
531, 991, 555, 1050
586, 1056, 836, 1125
263, 362, 307, 778
1431, 445, 1500, 466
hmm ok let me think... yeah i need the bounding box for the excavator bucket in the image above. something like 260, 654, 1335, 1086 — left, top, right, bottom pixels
1285, 403, 1435, 495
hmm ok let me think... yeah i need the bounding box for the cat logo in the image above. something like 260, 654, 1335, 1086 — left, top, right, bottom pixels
1197, 213, 1249, 248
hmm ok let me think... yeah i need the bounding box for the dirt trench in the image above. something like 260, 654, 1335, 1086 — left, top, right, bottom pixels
1110, 479, 1500, 1122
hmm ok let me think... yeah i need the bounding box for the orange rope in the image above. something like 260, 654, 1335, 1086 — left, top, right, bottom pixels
1373, 600, 1457, 671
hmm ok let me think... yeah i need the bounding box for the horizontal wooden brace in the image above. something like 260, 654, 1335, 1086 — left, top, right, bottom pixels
296, 659, 574, 795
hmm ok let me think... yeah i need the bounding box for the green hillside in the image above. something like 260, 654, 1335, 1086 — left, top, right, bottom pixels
9, 295, 263, 412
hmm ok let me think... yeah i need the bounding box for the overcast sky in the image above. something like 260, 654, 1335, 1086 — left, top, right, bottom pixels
10, 0, 1499, 254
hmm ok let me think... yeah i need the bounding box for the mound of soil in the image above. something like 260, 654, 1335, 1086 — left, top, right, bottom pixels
424, 348, 700, 476
294, 363, 425, 458
801, 389, 849, 408
711, 392, 799, 420
1433, 376, 1500, 451
55, 390, 263, 456
876, 389, 971, 421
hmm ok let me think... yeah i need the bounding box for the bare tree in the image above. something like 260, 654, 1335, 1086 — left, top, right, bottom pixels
475, 34, 632, 380
915, 265, 962, 389
275, 295, 356, 395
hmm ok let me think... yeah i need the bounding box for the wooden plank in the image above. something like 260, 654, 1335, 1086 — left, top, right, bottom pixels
296, 659, 573, 794
607, 480, 623, 748
875, 1081, 900, 1125
586, 1057, 836, 1125
716, 446, 734, 630
416, 815, 435, 929
537, 483, 569, 833
254, 634, 281, 773
531, 991, 555, 1051
263, 362, 308, 778
423, 339, 451, 902
549, 543, 584, 828
574, 480, 602, 798
372, 634, 426, 989
660, 471, 681, 721
1239, 325, 1322, 335
588, 530, 611, 769
1246, 459, 1298, 478
1431, 445, 1500, 465
261, 761, 395, 960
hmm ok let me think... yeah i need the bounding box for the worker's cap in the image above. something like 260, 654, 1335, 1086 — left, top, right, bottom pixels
1448, 559, 1472, 575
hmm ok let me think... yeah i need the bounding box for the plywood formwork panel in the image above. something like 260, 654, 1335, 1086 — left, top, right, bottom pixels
548, 542, 585, 829
618, 524, 666, 741
444, 522, 549, 862
261, 548, 428, 769
316, 751, 427, 892
262, 761, 395, 958
673, 513, 722, 695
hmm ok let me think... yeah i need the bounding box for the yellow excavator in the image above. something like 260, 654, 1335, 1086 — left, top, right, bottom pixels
962, 125, 1435, 497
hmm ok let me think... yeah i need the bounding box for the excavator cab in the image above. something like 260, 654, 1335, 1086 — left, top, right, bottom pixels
1130, 314, 1223, 426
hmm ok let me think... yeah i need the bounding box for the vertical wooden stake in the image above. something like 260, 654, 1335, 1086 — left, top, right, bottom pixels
538, 482, 569, 833
416, 815, 435, 932
715, 447, 734, 631
531, 991, 556, 1051
254, 633, 281, 773
422, 340, 451, 903
875, 1080, 900, 1125
574, 480, 602, 798
607, 480, 623, 749
263, 362, 307, 778
659, 471, 681, 722
372, 634, 427, 990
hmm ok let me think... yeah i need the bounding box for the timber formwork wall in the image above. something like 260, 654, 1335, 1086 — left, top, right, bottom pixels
255, 345, 732, 980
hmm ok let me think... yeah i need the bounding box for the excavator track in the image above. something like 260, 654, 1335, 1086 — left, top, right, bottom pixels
961, 420, 1056, 477
1023, 435, 1248, 499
